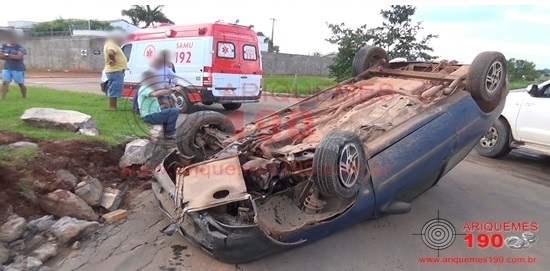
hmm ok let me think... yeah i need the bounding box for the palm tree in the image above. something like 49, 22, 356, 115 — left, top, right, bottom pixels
121, 5, 174, 28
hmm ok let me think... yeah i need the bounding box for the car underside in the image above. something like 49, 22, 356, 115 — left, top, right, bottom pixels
152, 47, 508, 263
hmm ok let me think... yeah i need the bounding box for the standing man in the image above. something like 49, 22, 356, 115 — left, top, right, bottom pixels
103, 31, 128, 110
0, 32, 27, 100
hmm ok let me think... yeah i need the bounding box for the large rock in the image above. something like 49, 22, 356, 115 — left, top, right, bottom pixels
28, 216, 55, 232
0, 243, 8, 265
20, 108, 96, 133
55, 169, 78, 189
49, 217, 100, 244
30, 243, 58, 262
119, 139, 152, 167
39, 190, 99, 221
75, 176, 103, 207
0, 215, 27, 243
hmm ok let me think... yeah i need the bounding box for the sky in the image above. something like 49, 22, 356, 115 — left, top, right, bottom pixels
2, 1, 549, 68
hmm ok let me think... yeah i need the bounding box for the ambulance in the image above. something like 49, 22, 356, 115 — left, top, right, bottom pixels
120, 22, 263, 112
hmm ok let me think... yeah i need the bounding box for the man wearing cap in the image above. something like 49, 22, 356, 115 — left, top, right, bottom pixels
103, 31, 128, 110
0, 32, 27, 100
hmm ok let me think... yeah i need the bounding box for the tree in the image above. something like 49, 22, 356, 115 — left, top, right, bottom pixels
326, 5, 438, 81
28, 18, 112, 33
507, 58, 539, 81
312, 52, 322, 56
264, 37, 280, 53
121, 5, 174, 28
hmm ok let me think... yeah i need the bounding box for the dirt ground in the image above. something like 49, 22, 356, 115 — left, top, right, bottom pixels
0, 131, 148, 222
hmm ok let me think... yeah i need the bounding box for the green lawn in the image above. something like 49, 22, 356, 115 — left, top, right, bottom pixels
1, 86, 147, 145
264, 75, 335, 95
509, 80, 531, 90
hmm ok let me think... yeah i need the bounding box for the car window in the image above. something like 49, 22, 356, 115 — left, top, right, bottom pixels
121, 44, 132, 61
542, 86, 550, 98
243, 44, 258, 61
217, 42, 235, 59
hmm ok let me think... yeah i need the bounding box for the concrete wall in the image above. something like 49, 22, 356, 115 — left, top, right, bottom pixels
21, 36, 333, 76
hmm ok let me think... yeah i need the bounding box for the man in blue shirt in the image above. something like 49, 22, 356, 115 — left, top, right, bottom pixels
0, 32, 27, 100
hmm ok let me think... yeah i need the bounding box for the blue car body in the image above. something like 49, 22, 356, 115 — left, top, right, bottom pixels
152, 64, 508, 263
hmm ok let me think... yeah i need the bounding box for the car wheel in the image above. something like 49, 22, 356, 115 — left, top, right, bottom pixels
352, 46, 389, 77
176, 111, 235, 161
173, 92, 193, 113
475, 118, 512, 158
467, 52, 507, 102
313, 131, 367, 199
222, 103, 242, 111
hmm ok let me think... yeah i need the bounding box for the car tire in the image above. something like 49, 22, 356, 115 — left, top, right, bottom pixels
475, 118, 512, 158
467, 52, 507, 102
176, 111, 235, 161
222, 103, 242, 111
173, 92, 193, 114
352, 46, 389, 77
313, 131, 367, 199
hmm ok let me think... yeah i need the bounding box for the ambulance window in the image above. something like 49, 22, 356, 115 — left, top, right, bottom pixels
243, 45, 258, 61
121, 44, 132, 61
217, 42, 235, 59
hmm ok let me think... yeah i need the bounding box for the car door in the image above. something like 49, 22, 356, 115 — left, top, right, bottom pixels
516, 85, 550, 145
237, 29, 262, 98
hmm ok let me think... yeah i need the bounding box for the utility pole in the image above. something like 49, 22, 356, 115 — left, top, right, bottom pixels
269, 18, 276, 52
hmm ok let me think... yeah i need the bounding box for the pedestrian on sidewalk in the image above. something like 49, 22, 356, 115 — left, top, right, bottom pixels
0, 31, 27, 100
103, 31, 128, 110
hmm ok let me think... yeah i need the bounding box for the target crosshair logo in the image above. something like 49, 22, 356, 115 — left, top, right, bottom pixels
413, 211, 465, 256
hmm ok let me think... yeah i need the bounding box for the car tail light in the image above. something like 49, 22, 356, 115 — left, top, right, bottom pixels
203, 66, 212, 87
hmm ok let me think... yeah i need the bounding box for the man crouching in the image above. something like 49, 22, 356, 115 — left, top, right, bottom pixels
138, 71, 181, 139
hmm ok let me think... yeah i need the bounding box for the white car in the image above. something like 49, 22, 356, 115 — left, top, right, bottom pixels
476, 79, 550, 158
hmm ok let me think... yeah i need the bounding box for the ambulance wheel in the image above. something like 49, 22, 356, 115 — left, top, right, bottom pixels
222, 103, 242, 111
174, 92, 193, 113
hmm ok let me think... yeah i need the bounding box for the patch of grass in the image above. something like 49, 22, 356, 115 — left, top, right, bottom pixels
0, 86, 147, 145
18, 177, 38, 205
264, 75, 335, 95
509, 80, 531, 90
0, 146, 38, 164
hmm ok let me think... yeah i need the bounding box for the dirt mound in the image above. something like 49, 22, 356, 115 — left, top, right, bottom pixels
0, 131, 144, 221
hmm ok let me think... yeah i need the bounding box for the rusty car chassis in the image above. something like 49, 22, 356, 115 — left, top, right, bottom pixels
152, 47, 508, 263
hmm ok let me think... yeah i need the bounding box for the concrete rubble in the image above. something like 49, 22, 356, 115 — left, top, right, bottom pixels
0, 215, 27, 243
49, 217, 100, 244
99, 187, 124, 212
55, 169, 78, 189
39, 190, 99, 221
119, 139, 152, 168
74, 176, 103, 207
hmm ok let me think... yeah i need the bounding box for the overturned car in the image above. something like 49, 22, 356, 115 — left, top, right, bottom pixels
152, 46, 509, 263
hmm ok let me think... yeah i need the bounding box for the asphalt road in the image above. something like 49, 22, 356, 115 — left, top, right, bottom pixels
27, 78, 549, 271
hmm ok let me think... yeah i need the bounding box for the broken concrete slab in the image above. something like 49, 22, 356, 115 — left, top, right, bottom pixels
101, 209, 128, 223
0, 215, 27, 243
49, 217, 100, 244
8, 141, 38, 149
99, 187, 123, 212
39, 190, 99, 221
119, 139, 152, 168
75, 176, 103, 206
20, 108, 97, 133
55, 169, 78, 189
